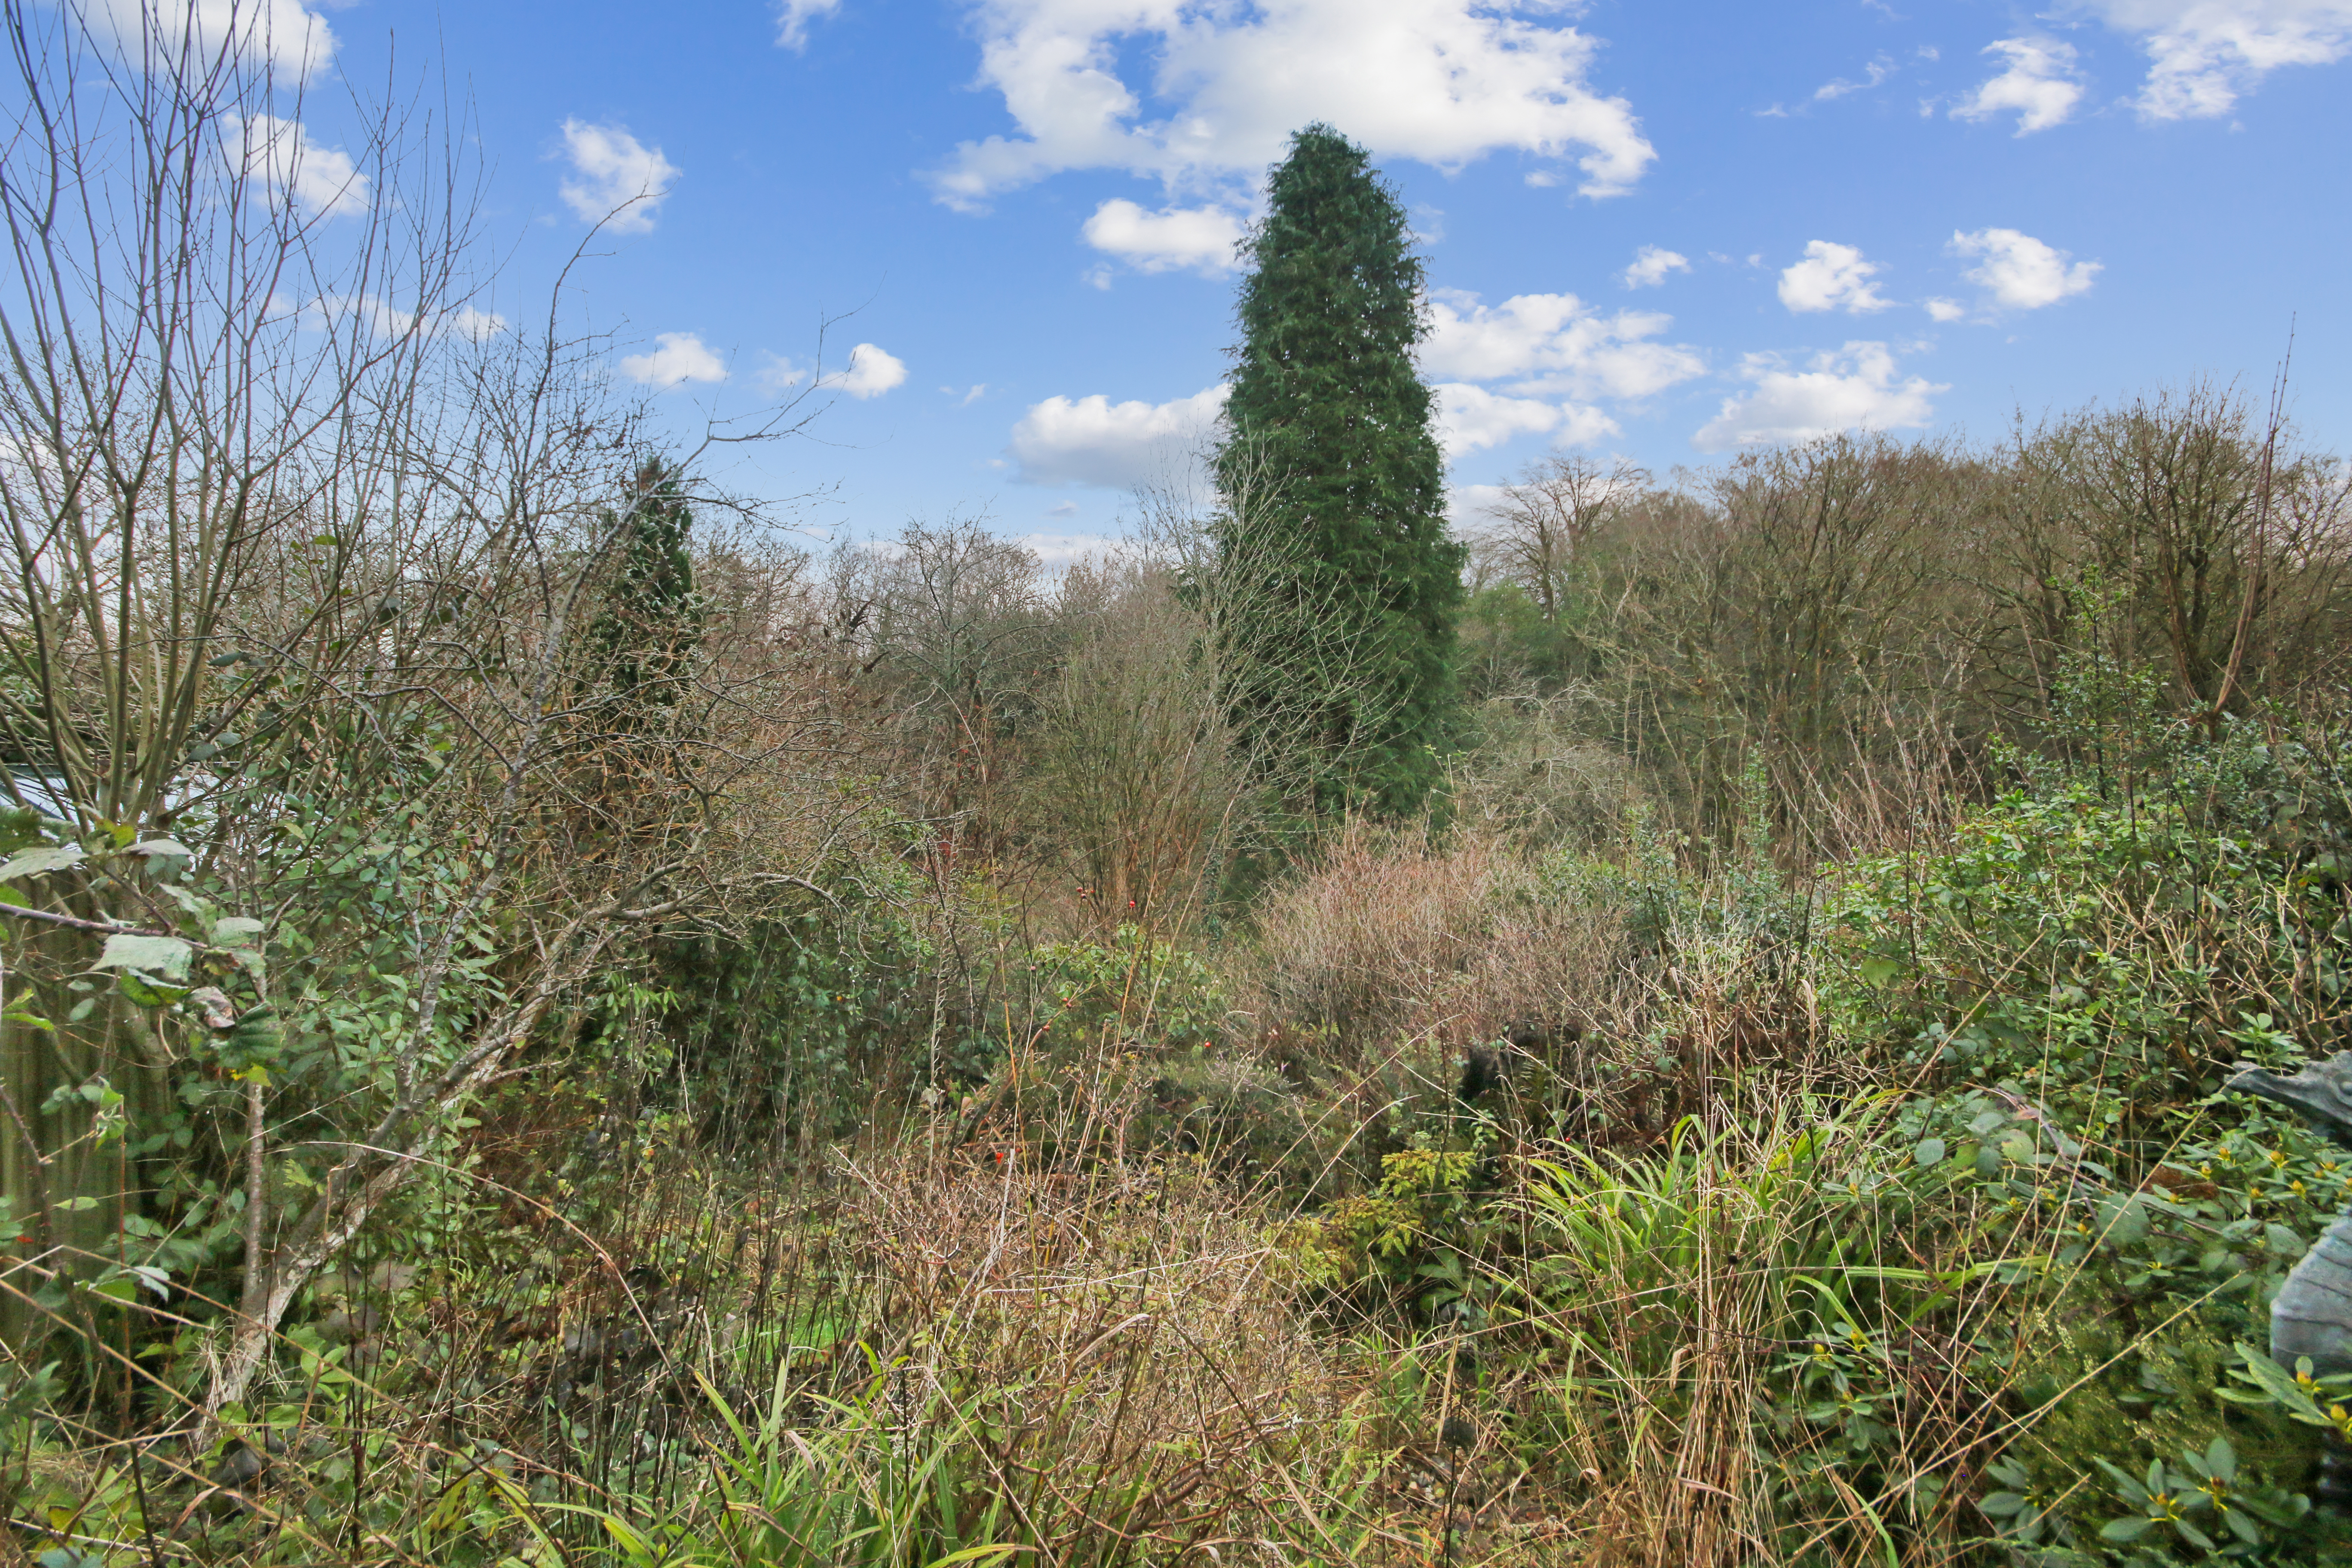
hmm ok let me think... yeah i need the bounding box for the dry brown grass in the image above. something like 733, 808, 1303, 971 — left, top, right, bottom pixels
833, 1150, 1339, 1491
1245, 820, 1628, 1059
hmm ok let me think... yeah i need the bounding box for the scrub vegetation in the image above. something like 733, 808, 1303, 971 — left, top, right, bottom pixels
0, 12, 2350, 1568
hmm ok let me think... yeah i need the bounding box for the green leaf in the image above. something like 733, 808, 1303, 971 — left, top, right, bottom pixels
2094, 1457, 2148, 1499
115, 972, 189, 1008
215, 1008, 283, 1072
0, 844, 82, 880
211, 916, 266, 947
2171, 1518, 2217, 1552
600, 1516, 656, 1562
93, 934, 193, 980
1986, 1458, 2035, 1488
1978, 1491, 2027, 1518
2096, 1194, 2150, 1245
2099, 1516, 2154, 1542
1914, 1137, 1947, 1167
124, 838, 193, 860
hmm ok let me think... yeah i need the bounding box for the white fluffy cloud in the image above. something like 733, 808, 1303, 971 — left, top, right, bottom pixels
1925, 297, 1968, 322
233, 115, 366, 218
1009, 384, 1229, 487
1952, 37, 2085, 133
1814, 54, 1896, 100
557, 120, 681, 233
1777, 241, 1892, 315
442, 305, 510, 341
775, 0, 842, 49
1446, 483, 1511, 527
309, 294, 508, 342
1420, 290, 1705, 400
1015, 531, 1118, 566
89, 0, 334, 79
2082, 0, 2352, 118
1692, 342, 1946, 451
620, 332, 727, 390
1951, 227, 2101, 309
1081, 199, 1247, 274
826, 343, 908, 399
756, 353, 811, 393
1431, 383, 1617, 458
1621, 246, 1690, 289
931, 0, 1654, 210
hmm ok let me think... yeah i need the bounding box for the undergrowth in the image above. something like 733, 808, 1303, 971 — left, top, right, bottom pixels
5, 701, 2351, 1565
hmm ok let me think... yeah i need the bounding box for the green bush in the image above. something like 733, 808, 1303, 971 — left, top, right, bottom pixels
1824, 726, 2349, 1137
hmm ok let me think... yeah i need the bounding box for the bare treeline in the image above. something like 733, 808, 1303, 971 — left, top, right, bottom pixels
812, 383, 2350, 914
1460, 386, 2352, 854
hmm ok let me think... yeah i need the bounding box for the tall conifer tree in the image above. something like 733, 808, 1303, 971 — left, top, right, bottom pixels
585, 458, 703, 717
1213, 124, 1464, 815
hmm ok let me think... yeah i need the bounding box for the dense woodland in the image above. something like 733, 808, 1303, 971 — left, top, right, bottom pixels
2, 6, 2351, 1566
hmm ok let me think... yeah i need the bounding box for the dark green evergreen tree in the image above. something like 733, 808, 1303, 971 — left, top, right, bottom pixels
1213, 123, 1464, 815
585, 457, 703, 715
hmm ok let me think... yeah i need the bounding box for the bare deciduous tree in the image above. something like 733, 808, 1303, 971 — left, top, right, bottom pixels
0, 0, 858, 1426
1471, 455, 1648, 620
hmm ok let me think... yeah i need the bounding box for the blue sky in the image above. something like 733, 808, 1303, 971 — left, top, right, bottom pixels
296, 0, 2350, 552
